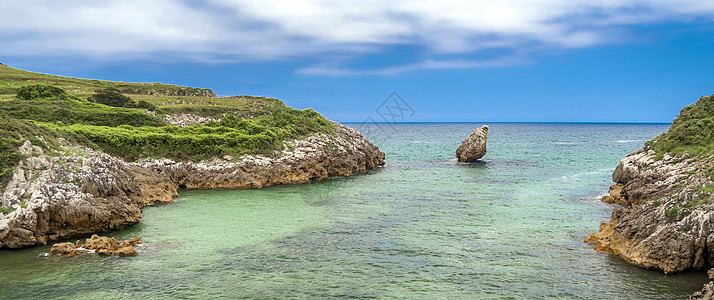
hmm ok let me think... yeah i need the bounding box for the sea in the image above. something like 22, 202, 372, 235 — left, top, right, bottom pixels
1, 123, 709, 299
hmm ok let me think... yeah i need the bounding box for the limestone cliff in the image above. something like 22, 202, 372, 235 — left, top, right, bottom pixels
0, 123, 384, 248
586, 94, 714, 297
586, 149, 714, 274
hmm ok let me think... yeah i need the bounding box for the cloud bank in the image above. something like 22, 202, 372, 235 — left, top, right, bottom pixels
1, 0, 713, 74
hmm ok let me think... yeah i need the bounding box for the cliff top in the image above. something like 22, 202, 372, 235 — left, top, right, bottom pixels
647, 94, 714, 158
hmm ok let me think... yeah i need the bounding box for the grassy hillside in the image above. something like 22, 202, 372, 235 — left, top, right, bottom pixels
0, 62, 214, 98
0, 64, 335, 189
647, 94, 714, 157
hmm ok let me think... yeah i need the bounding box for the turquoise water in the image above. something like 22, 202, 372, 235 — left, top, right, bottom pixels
1, 123, 708, 299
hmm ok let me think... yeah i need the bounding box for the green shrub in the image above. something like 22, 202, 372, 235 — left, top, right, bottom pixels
1, 99, 166, 127
16, 84, 70, 100
88, 87, 135, 108
647, 94, 714, 156
0, 207, 12, 213
134, 100, 157, 111
665, 207, 681, 220
37, 107, 334, 161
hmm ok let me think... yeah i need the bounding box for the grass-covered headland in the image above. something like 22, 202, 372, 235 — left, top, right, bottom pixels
0, 64, 335, 189
646, 94, 714, 157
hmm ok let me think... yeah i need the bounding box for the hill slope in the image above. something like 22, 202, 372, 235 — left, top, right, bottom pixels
0, 64, 336, 189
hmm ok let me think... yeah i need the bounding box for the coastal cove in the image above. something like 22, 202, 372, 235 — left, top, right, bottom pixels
1, 122, 708, 299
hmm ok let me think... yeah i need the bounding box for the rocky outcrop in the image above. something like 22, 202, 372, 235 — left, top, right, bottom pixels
586, 149, 714, 274
159, 113, 219, 127
0, 140, 170, 249
456, 125, 488, 163
50, 234, 141, 256
135, 124, 385, 189
690, 269, 714, 299
0, 123, 384, 248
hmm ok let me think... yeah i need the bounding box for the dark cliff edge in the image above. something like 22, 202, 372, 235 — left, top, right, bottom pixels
585, 94, 714, 299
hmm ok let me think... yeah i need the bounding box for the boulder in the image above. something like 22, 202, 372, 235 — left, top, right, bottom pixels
456, 125, 488, 162
50, 242, 83, 257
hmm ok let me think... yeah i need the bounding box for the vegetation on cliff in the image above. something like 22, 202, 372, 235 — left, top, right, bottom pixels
0, 65, 335, 189
647, 94, 714, 156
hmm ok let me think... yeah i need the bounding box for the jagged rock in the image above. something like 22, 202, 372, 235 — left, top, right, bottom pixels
50, 242, 83, 257
601, 183, 626, 206
51, 234, 141, 256
133, 123, 385, 189
161, 113, 218, 127
456, 125, 488, 163
0, 123, 384, 248
586, 149, 714, 274
690, 281, 714, 300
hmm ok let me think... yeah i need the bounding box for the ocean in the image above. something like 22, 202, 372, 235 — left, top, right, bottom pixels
1, 123, 708, 299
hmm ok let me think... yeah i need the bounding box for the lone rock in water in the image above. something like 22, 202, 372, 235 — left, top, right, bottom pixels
456, 125, 488, 162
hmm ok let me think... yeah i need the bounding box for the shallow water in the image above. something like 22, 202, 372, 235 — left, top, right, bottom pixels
1, 123, 708, 299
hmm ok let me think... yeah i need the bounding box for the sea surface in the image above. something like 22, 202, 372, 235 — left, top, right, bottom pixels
1, 123, 708, 299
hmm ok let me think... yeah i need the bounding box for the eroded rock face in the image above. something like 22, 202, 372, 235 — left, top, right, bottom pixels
0, 123, 384, 248
456, 125, 488, 163
586, 149, 714, 274
0, 141, 166, 249
133, 123, 385, 189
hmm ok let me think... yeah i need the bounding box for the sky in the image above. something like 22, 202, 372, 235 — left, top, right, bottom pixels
1, 1, 714, 123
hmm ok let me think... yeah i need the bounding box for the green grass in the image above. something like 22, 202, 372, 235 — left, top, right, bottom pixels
2, 98, 167, 127
685, 185, 714, 207
646, 94, 714, 157
0, 64, 214, 97
666, 207, 681, 221
0, 206, 12, 213
0, 65, 336, 181
40, 107, 333, 161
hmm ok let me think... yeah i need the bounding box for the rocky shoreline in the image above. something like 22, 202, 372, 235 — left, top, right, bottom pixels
586, 148, 714, 298
0, 123, 384, 248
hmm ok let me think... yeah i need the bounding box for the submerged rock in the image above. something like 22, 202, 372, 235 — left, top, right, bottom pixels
456, 125, 488, 162
50, 234, 141, 256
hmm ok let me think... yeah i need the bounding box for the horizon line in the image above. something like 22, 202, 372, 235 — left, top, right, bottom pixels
337, 121, 672, 125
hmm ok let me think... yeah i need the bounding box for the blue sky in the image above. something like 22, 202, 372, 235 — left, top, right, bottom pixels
2, 1, 714, 123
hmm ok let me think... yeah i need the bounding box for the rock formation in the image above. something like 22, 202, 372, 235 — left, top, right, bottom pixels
690, 269, 714, 299
585, 149, 714, 274
135, 124, 385, 189
50, 234, 141, 256
0, 123, 384, 248
456, 125, 488, 162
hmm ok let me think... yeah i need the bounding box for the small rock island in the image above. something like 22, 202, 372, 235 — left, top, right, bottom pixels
456, 125, 488, 162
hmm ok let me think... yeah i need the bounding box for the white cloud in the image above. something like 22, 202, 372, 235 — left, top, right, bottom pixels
1, 0, 713, 73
